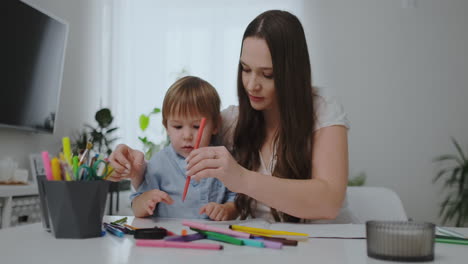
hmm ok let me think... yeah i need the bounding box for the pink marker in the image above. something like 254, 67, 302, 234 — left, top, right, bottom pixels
182, 220, 251, 239
136, 239, 223, 250
41, 151, 53, 181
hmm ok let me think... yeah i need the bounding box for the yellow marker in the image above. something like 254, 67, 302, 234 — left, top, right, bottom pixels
59, 153, 72, 181
230, 225, 309, 237
103, 165, 114, 180
51, 157, 62, 181
62, 137, 72, 165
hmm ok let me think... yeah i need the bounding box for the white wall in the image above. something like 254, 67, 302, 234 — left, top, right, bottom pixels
3, 0, 467, 226
0, 0, 105, 174
303, 0, 468, 224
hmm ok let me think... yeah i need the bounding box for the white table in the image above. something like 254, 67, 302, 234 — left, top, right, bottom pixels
0, 216, 467, 264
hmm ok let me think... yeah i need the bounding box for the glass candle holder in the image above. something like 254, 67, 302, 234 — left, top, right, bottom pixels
366, 221, 435, 262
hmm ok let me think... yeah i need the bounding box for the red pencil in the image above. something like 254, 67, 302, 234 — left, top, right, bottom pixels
182, 117, 206, 202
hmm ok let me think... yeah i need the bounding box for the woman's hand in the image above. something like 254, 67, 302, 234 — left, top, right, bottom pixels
108, 144, 146, 187
185, 146, 247, 193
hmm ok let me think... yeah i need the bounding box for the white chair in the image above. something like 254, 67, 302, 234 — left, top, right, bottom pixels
346, 186, 407, 224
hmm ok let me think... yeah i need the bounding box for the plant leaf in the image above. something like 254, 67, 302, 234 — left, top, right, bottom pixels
151, 108, 161, 114
139, 114, 150, 131
433, 154, 461, 164
348, 172, 366, 186
451, 137, 467, 162
106, 127, 119, 134
138, 136, 148, 144
95, 108, 113, 128
433, 167, 453, 183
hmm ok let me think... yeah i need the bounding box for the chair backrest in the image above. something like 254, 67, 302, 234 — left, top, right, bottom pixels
346, 186, 407, 224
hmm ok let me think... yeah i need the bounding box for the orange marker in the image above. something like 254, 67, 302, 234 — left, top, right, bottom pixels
181, 229, 188, 236
182, 117, 206, 202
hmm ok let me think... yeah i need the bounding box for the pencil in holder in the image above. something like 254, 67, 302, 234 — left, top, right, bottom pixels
39, 179, 110, 238
366, 220, 435, 262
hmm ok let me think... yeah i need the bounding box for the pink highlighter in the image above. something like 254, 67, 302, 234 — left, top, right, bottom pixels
41, 151, 53, 181
136, 239, 223, 250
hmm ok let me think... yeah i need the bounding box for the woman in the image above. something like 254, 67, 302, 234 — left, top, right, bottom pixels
110, 10, 353, 223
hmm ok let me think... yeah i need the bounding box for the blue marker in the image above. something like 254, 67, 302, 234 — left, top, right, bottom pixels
103, 223, 124, 238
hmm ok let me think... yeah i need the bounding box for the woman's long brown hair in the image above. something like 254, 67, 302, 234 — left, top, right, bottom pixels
234, 10, 317, 222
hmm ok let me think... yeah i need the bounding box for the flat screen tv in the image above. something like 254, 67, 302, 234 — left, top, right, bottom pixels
1, 0, 68, 133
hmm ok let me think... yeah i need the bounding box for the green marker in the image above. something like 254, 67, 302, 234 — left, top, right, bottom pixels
191, 228, 243, 245
435, 238, 468, 246
72, 156, 79, 180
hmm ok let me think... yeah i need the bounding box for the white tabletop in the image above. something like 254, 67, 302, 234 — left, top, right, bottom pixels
0, 216, 467, 264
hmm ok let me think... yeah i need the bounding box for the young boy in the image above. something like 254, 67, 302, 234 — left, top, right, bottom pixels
130, 76, 237, 220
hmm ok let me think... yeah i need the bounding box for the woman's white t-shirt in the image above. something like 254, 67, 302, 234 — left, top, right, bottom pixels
217, 89, 357, 223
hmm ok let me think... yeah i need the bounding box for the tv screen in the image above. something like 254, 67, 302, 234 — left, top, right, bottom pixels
1, 0, 68, 133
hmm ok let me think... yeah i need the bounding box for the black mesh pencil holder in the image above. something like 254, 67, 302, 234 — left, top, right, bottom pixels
366, 221, 435, 262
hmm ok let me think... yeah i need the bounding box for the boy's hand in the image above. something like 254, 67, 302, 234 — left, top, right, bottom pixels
108, 144, 146, 181
139, 190, 174, 216
199, 202, 237, 221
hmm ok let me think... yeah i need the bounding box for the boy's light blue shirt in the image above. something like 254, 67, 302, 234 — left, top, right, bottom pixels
130, 144, 236, 219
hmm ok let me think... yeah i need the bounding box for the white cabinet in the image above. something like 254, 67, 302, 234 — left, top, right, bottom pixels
0, 185, 40, 228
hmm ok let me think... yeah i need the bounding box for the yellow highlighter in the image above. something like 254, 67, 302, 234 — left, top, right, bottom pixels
230, 225, 309, 237
62, 137, 72, 165
104, 165, 114, 180
51, 157, 62, 181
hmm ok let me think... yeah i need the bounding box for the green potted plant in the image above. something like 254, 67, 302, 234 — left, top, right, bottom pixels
433, 137, 468, 227
139, 107, 168, 160
348, 172, 367, 186
72, 108, 118, 156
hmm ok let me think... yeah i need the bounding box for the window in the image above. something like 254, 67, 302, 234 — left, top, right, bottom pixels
108, 0, 305, 150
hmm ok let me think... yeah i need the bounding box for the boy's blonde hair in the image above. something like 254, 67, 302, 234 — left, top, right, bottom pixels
162, 76, 221, 128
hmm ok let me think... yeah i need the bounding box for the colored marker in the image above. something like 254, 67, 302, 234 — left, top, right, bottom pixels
251, 238, 283, 249
62, 137, 72, 165
191, 228, 243, 245
435, 237, 468, 246
230, 225, 309, 237
136, 240, 223, 250
59, 153, 72, 181
51, 157, 62, 181
182, 220, 251, 238
239, 238, 264, 248
103, 223, 124, 238
41, 151, 53, 181
72, 156, 79, 180
253, 236, 298, 246
165, 233, 206, 242
182, 117, 206, 202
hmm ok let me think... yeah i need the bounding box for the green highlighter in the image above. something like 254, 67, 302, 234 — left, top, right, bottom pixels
191, 228, 243, 245
435, 237, 468, 246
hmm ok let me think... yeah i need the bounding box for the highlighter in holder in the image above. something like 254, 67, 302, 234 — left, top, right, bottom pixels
366, 221, 435, 262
